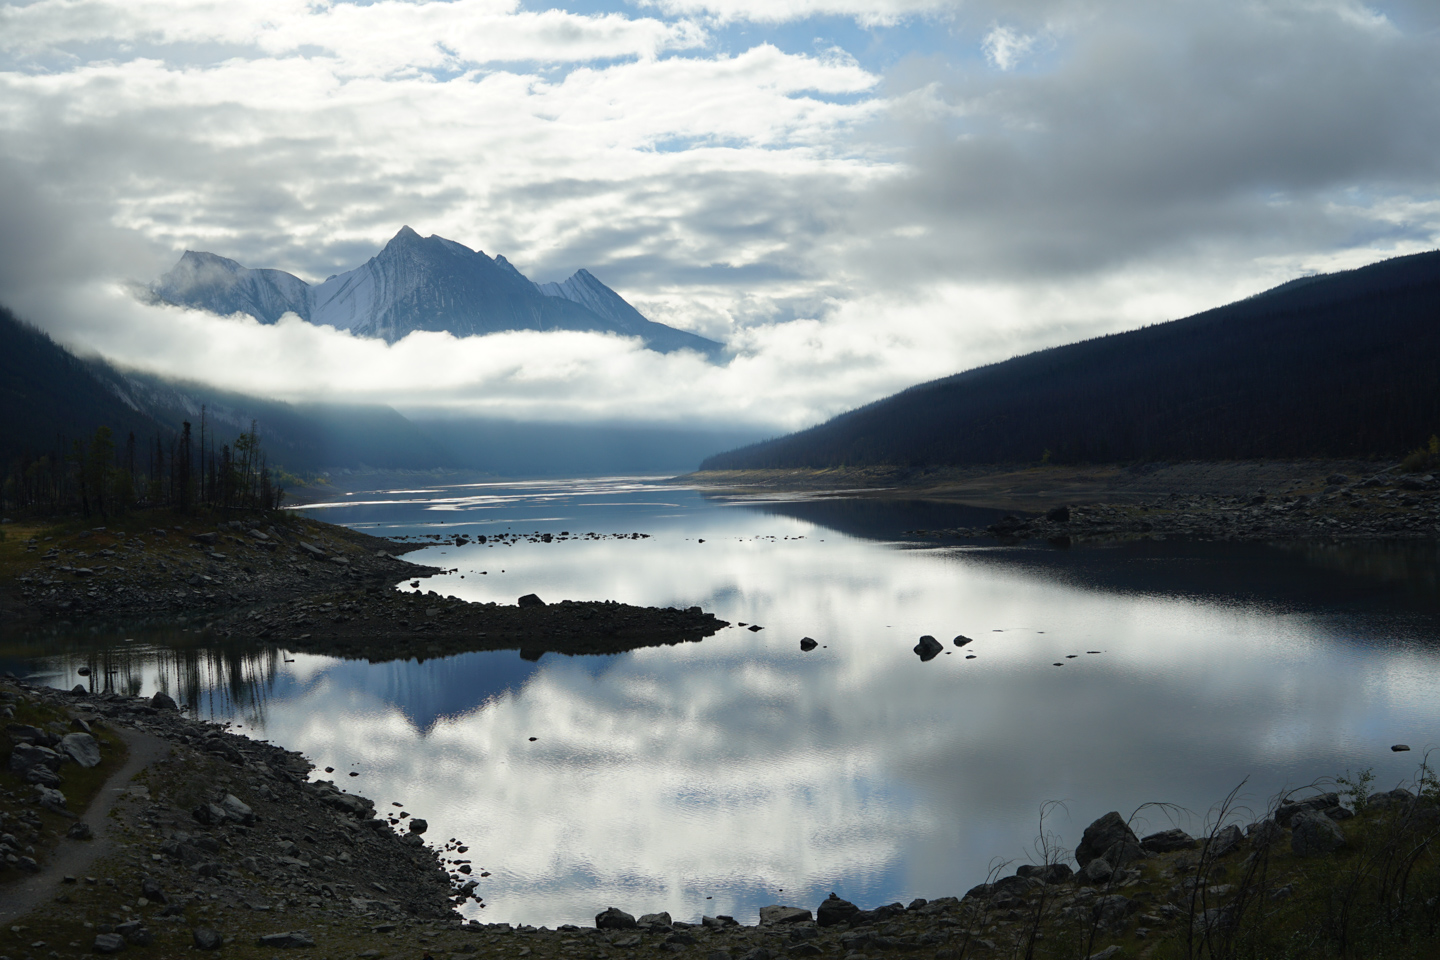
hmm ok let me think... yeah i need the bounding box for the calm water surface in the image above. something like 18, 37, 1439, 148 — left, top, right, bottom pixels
9, 477, 1440, 926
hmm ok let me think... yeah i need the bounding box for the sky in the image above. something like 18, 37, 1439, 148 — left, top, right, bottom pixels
1, 0, 1438, 431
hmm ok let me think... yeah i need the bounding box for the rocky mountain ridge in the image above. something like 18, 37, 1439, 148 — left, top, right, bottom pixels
150, 227, 723, 357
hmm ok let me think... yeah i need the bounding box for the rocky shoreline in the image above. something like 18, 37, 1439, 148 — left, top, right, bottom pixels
8, 665, 1437, 959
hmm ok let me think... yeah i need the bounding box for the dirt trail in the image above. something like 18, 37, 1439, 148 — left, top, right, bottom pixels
0, 727, 171, 926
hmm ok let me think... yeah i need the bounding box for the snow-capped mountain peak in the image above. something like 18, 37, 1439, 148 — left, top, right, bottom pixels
149, 228, 723, 357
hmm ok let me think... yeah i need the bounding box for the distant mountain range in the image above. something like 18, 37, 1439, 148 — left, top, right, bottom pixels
702, 249, 1440, 470
149, 226, 723, 357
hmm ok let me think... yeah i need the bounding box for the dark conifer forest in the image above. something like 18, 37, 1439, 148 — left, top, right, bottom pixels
702, 249, 1440, 470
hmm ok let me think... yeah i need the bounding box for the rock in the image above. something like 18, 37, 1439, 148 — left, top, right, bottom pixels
1087, 947, 1123, 960
191, 532, 218, 545
1291, 812, 1346, 857
78, 666, 91, 676
1276, 793, 1340, 827
141, 878, 167, 904
93, 932, 127, 953
913, 635, 943, 661
192, 802, 231, 826
1392, 744, 1411, 752
596, 907, 637, 930
60, 732, 102, 768
1015, 863, 1073, 884
151, 691, 178, 711
760, 906, 813, 925
1246, 820, 1284, 848
1091, 895, 1139, 931
257, 931, 316, 948
1368, 788, 1416, 811
1326, 474, 1349, 486
953, 635, 972, 647
1100, 840, 1145, 869
787, 945, 822, 958
8, 742, 62, 776
72, 684, 89, 696
1076, 812, 1139, 867
1140, 828, 1196, 853
702, 915, 738, 928
408, 818, 428, 835
221, 793, 254, 824
298, 541, 326, 558
518, 594, 546, 608
1046, 505, 1071, 523
1206, 824, 1244, 858
117, 922, 153, 947
816, 893, 859, 927
1075, 857, 1113, 885
192, 929, 224, 951
68, 821, 93, 840
739, 949, 771, 960
36, 784, 69, 813
638, 912, 673, 928
799, 637, 818, 652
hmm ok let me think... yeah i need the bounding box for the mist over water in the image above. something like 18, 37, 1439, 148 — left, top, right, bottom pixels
10, 478, 1440, 927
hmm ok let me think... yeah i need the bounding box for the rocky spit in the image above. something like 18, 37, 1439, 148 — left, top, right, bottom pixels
7, 673, 1432, 960
919, 470, 1440, 543
209, 589, 730, 662
2, 510, 730, 661
3, 511, 440, 625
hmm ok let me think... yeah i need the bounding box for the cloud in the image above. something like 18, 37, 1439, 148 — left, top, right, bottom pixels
981, 25, 1038, 70
1, 0, 1438, 432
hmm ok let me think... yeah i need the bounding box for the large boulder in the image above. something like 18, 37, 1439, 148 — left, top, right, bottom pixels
150, 691, 179, 711
93, 933, 127, 954
1276, 793, 1340, 827
1100, 840, 1145, 870
596, 907, 637, 930
8, 742, 62, 776
816, 893, 860, 927
1206, 824, 1244, 858
60, 732, 102, 768
1291, 812, 1346, 857
1075, 857, 1113, 886
759, 906, 813, 925
221, 794, 255, 825
191, 929, 223, 951
1075, 812, 1139, 868
1141, 828, 1196, 853
1016, 863, 1073, 884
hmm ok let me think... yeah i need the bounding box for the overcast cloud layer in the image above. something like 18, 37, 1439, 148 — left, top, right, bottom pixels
1, 0, 1438, 430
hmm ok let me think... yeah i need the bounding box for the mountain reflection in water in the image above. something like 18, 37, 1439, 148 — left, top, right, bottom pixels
9, 478, 1440, 928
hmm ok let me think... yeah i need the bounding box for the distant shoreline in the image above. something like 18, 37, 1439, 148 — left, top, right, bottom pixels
676, 459, 1440, 542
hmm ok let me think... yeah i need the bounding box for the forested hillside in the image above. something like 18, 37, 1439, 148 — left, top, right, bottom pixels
702, 250, 1440, 470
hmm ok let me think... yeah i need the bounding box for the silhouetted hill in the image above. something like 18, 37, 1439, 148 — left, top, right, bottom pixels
0, 305, 165, 465
0, 306, 451, 472
702, 250, 1440, 470
1, 306, 763, 477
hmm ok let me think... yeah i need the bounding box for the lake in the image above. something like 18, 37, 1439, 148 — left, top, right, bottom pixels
9, 476, 1440, 927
